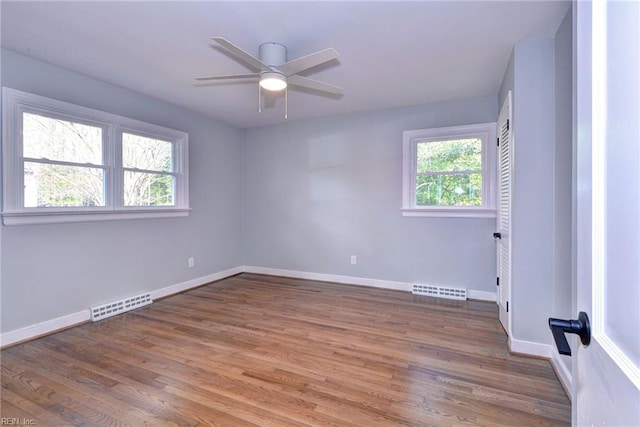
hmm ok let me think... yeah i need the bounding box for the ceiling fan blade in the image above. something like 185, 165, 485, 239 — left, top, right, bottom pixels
288, 75, 343, 96
278, 48, 339, 76
195, 73, 259, 81
211, 37, 270, 72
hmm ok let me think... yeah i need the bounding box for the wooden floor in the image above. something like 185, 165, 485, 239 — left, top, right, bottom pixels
1, 273, 570, 426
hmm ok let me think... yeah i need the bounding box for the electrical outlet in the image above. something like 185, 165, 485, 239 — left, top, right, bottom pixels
188, 257, 195, 268
350, 255, 357, 265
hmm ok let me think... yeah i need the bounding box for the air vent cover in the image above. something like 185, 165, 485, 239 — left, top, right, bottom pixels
412, 284, 467, 300
91, 293, 152, 321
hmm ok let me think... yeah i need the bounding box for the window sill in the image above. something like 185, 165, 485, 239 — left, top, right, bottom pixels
2, 208, 191, 226
401, 207, 496, 219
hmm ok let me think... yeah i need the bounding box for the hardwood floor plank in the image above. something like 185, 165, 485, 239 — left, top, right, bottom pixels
1, 386, 73, 426
2, 349, 164, 427
1, 273, 570, 426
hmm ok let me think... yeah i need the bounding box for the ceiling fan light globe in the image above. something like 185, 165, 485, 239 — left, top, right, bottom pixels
259, 72, 287, 91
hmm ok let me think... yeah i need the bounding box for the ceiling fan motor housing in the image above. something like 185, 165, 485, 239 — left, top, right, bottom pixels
259, 42, 287, 67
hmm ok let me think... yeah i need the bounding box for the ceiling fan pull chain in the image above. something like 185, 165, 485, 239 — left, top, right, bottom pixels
285, 86, 288, 120
258, 85, 262, 114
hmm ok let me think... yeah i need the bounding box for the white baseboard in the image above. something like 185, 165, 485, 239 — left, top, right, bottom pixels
242, 265, 412, 291
509, 338, 572, 397
1, 265, 496, 347
242, 265, 498, 302
467, 289, 497, 302
150, 266, 243, 300
509, 337, 552, 358
0, 266, 243, 348
551, 349, 573, 400
0, 310, 90, 348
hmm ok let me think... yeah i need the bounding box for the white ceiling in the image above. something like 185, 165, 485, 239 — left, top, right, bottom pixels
1, 1, 570, 128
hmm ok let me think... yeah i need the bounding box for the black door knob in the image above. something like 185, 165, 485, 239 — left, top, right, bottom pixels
493, 232, 502, 239
548, 312, 591, 356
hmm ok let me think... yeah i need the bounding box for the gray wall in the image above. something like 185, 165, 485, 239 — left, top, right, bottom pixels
501, 20, 573, 349
3, 22, 573, 349
511, 38, 556, 345
499, 51, 515, 109
553, 9, 573, 370
1, 49, 244, 332
243, 97, 499, 291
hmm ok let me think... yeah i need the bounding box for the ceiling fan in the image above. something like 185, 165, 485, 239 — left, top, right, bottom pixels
196, 37, 342, 118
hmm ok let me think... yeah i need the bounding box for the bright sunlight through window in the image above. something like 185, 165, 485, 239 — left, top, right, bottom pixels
402, 123, 496, 218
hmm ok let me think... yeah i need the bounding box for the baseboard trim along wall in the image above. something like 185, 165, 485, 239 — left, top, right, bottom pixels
1, 265, 572, 399
466, 289, 497, 302
509, 337, 552, 358
242, 265, 497, 302
243, 265, 411, 291
551, 349, 573, 400
1, 265, 496, 347
509, 338, 573, 398
0, 310, 91, 349
150, 266, 244, 301
0, 266, 243, 348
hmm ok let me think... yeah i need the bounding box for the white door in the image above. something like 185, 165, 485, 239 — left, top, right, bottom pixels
496, 91, 512, 335
574, 0, 640, 424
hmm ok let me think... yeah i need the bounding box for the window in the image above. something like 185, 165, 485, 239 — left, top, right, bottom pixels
122, 132, 175, 207
402, 123, 496, 218
23, 112, 107, 208
2, 88, 189, 225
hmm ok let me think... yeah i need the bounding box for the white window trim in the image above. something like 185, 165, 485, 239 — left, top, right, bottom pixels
2, 87, 190, 225
402, 122, 497, 218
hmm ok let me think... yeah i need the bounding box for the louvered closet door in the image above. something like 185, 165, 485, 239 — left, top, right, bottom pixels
497, 91, 512, 334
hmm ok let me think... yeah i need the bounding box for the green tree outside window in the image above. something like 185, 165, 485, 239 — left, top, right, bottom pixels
415, 138, 482, 207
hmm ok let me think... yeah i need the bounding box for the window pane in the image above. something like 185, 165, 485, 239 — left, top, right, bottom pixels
23, 113, 103, 164
417, 138, 482, 173
124, 171, 174, 206
123, 133, 173, 172
24, 162, 105, 207
416, 173, 482, 207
